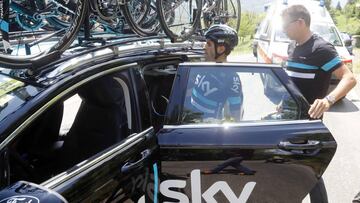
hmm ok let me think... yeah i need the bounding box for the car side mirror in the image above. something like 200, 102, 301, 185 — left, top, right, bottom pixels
0, 181, 67, 203
344, 39, 352, 47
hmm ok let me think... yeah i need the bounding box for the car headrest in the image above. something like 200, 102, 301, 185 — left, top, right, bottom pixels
78, 74, 124, 107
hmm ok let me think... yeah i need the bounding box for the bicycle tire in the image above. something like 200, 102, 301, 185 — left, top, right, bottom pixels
156, 0, 201, 42
120, 0, 160, 36
309, 177, 328, 203
0, 0, 88, 69
91, 0, 119, 21
220, 0, 240, 32
201, 0, 241, 32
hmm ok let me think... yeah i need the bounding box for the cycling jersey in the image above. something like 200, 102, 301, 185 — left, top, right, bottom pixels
188, 71, 243, 121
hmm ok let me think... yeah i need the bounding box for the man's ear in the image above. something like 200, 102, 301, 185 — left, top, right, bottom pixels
217, 45, 226, 55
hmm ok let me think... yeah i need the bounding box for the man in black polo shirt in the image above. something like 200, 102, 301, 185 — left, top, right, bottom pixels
281, 5, 357, 119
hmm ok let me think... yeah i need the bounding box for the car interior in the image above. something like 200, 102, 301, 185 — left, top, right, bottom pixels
6, 71, 131, 185
142, 62, 179, 131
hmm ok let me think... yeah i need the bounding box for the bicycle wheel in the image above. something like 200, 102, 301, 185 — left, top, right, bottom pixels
0, 0, 88, 69
120, 0, 160, 36
41, 0, 78, 30
157, 0, 201, 42
201, 0, 241, 32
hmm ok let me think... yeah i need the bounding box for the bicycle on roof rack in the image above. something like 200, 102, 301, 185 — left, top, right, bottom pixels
0, 0, 163, 70
156, 0, 241, 42
0, 0, 87, 69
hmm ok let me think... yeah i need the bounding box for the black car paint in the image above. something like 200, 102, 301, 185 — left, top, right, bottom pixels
0, 181, 67, 203
0, 57, 159, 202
0, 40, 336, 202
0, 43, 204, 202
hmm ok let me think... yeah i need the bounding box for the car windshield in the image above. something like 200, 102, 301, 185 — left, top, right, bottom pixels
274, 24, 343, 46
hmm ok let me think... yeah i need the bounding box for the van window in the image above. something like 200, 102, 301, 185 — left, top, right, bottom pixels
312, 25, 342, 46
260, 20, 271, 41
274, 24, 343, 46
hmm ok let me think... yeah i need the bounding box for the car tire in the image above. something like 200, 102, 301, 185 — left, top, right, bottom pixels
309, 177, 328, 203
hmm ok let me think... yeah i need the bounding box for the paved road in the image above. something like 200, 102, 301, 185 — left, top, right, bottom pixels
229, 53, 360, 203
321, 78, 360, 203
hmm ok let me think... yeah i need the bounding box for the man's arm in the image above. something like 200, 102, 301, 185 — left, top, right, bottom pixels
308, 64, 357, 118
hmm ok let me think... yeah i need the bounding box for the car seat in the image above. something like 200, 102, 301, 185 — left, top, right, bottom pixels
20, 103, 64, 157
61, 73, 128, 168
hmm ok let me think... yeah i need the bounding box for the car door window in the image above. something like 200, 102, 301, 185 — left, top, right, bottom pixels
181, 66, 298, 124
4, 70, 132, 185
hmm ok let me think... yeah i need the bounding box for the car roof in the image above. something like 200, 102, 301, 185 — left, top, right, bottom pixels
0, 36, 205, 86
0, 37, 206, 142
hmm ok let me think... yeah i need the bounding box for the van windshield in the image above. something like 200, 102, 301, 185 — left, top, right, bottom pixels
274, 24, 343, 46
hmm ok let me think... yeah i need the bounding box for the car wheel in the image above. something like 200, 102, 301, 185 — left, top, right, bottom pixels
309, 177, 328, 203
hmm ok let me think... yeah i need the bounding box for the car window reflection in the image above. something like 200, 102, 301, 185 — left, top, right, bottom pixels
181, 67, 299, 124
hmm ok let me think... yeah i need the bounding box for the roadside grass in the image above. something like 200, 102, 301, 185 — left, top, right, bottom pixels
232, 36, 253, 55
353, 48, 360, 74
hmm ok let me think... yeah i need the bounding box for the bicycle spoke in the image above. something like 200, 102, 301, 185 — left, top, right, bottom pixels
157, 0, 200, 41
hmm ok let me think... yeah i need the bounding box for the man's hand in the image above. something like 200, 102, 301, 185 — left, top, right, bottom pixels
308, 98, 331, 119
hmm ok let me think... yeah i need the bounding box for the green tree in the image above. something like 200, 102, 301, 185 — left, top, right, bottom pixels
239, 12, 264, 41
335, 0, 360, 34
336, 1, 342, 10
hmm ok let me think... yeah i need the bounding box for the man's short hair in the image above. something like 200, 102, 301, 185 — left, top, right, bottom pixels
282, 5, 311, 27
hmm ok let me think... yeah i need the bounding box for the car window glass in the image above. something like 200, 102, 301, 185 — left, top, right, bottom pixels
312, 25, 342, 46
5, 70, 132, 185
259, 21, 270, 40
59, 94, 81, 135
181, 66, 298, 124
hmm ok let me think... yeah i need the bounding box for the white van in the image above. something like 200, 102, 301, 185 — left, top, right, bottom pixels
254, 0, 353, 72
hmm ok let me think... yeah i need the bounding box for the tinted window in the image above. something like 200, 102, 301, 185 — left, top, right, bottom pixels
0, 75, 41, 122
181, 66, 298, 124
4, 70, 132, 185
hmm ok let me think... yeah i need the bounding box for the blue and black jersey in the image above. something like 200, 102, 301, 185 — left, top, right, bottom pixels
286, 34, 342, 104
189, 71, 243, 121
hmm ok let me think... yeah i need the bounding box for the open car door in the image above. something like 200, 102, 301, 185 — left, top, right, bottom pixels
157, 63, 336, 202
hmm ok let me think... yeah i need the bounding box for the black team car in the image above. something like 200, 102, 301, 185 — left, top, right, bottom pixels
0, 37, 336, 202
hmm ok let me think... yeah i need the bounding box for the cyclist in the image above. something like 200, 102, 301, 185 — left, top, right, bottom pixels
185, 24, 243, 122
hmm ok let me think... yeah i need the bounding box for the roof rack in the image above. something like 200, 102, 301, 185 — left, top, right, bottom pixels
35, 35, 202, 77
28, 35, 166, 73
38, 35, 204, 77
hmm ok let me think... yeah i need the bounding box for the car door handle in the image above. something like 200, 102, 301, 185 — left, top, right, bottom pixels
121, 149, 152, 173
278, 140, 322, 150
